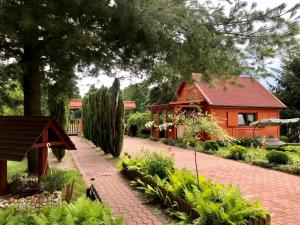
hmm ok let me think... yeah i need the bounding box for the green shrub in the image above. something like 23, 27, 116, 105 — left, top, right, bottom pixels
175, 139, 188, 149
228, 145, 247, 160
127, 112, 150, 136
202, 140, 219, 153
0, 197, 123, 225
280, 135, 289, 143
266, 150, 289, 164
129, 155, 266, 225
162, 138, 176, 146
123, 150, 174, 179
41, 169, 66, 193
149, 136, 159, 141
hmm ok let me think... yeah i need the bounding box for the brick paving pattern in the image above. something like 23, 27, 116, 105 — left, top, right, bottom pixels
123, 136, 300, 225
70, 136, 170, 225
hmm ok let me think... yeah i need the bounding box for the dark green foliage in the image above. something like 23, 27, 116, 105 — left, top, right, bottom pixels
266, 150, 289, 165
82, 80, 124, 157
202, 141, 219, 153
162, 138, 177, 146
41, 169, 66, 193
273, 56, 300, 136
48, 95, 69, 162
0, 197, 123, 225
123, 150, 175, 179
123, 151, 266, 224
127, 112, 150, 136
228, 145, 247, 160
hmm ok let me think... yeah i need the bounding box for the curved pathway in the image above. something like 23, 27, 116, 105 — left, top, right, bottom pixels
123, 136, 300, 225
70, 136, 170, 225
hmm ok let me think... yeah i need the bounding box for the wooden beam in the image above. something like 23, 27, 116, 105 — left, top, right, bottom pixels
32, 141, 65, 148
0, 160, 7, 195
38, 128, 48, 177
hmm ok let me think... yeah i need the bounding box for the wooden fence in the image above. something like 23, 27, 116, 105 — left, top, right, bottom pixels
122, 163, 271, 225
67, 120, 80, 136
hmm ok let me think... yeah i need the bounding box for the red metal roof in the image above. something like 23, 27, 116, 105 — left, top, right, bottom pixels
0, 116, 76, 161
192, 74, 286, 108
124, 101, 136, 109
69, 99, 136, 110
69, 99, 83, 109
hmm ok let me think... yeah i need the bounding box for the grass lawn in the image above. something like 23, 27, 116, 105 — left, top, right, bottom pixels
62, 169, 86, 201
8, 160, 27, 179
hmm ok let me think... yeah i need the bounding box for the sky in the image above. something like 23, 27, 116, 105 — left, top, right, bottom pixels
77, 0, 299, 97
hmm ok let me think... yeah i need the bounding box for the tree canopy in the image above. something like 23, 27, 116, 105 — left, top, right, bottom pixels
274, 55, 300, 119
1, 0, 299, 116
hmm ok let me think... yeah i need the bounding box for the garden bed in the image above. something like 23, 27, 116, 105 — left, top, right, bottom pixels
162, 138, 300, 176
121, 152, 271, 225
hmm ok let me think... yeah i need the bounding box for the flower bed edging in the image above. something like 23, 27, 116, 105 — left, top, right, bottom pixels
121, 163, 271, 225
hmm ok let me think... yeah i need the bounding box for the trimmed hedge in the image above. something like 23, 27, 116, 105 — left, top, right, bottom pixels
203, 140, 219, 153
266, 150, 289, 164
228, 145, 247, 160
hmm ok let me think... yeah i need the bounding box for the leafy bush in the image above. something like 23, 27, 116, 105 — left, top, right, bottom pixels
175, 139, 188, 149
0, 197, 123, 225
228, 145, 247, 160
41, 169, 66, 193
162, 138, 176, 146
123, 150, 174, 179
127, 112, 150, 136
126, 154, 266, 225
235, 137, 261, 148
266, 150, 289, 164
202, 140, 219, 153
280, 135, 289, 143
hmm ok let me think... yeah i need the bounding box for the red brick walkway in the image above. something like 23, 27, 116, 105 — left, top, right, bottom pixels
123, 136, 300, 225
70, 136, 170, 225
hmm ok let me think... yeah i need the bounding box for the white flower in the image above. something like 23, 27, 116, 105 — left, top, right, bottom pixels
145, 121, 156, 129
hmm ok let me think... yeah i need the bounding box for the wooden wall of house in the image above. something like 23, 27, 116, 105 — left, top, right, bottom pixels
176, 83, 205, 102
208, 107, 281, 138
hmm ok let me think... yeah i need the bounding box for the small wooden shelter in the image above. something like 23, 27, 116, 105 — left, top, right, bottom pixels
0, 116, 76, 195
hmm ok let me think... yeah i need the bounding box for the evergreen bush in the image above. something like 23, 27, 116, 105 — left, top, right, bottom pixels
82, 80, 124, 157
228, 145, 247, 160
266, 150, 289, 164
41, 169, 66, 193
202, 140, 219, 153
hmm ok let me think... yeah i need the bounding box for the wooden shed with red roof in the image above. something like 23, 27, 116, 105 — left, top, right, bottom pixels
148, 74, 286, 140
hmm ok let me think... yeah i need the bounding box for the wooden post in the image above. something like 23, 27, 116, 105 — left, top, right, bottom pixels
173, 106, 178, 140
150, 110, 154, 137
0, 160, 7, 195
38, 128, 48, 177
157, 109, 160, 138
165, 109, 168, 139
79, 118, 83, 136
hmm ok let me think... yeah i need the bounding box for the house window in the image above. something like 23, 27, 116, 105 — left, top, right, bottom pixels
238, 113, 256, 126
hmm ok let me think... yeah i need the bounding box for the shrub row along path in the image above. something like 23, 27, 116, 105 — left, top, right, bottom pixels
123, 136, 300, 225
70, 136, 170, 225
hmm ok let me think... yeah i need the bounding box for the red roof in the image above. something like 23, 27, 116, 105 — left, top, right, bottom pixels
69, 99, 83, 109
124, 101, 136, 109
69, 99, 136, 110
192, 74, 286, 108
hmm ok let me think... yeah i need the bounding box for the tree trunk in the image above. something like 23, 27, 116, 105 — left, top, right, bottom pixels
22, 45, 42, 174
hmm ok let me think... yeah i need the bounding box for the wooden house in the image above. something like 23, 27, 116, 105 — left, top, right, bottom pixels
148, 74, 286, 140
